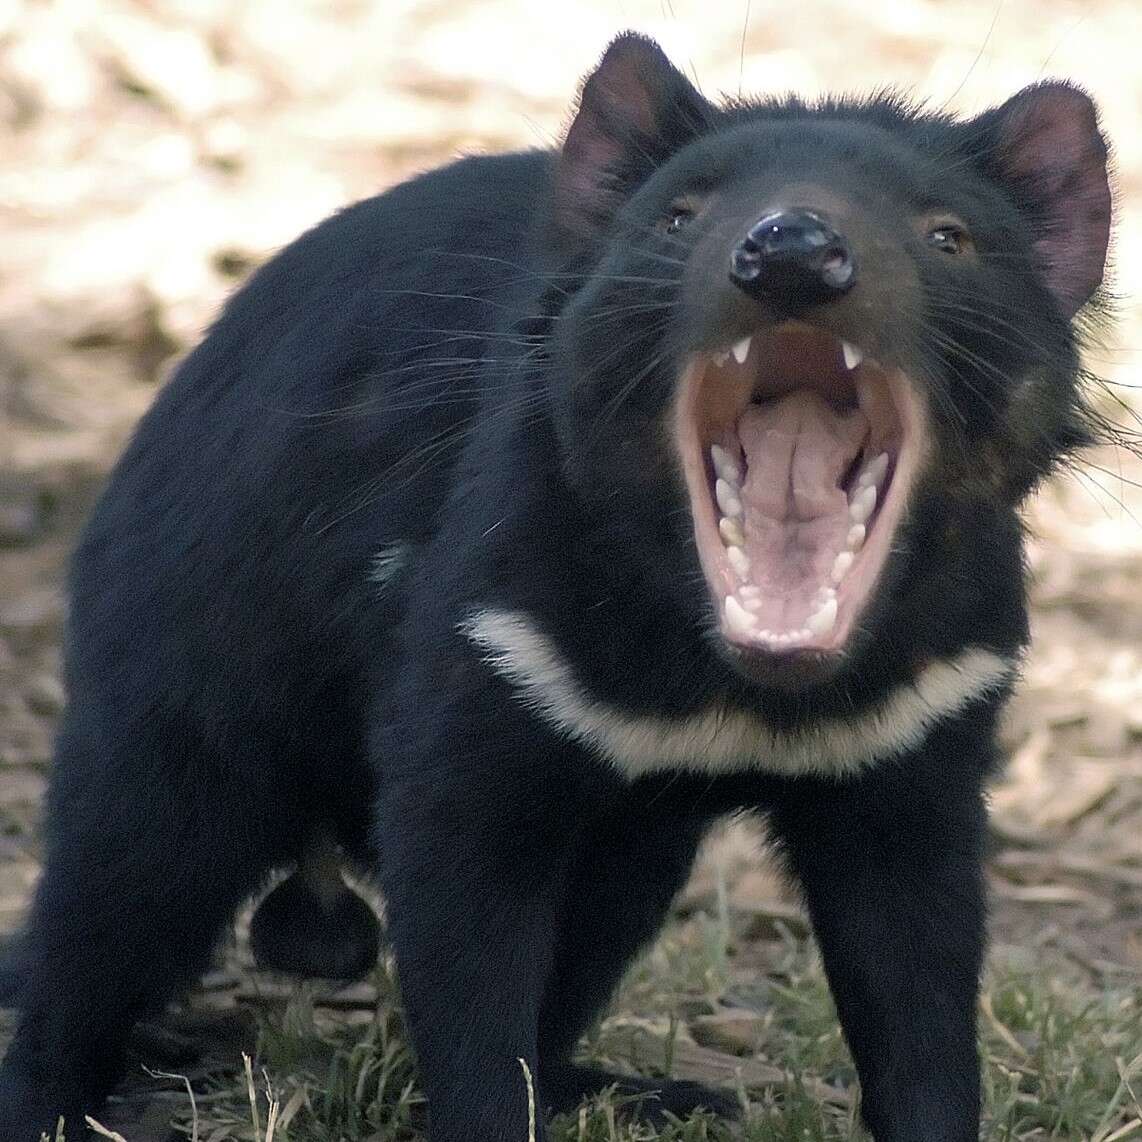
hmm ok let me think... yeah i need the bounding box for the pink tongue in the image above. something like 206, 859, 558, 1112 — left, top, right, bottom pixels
738, 391, 867, 521
732, 392, 869, 628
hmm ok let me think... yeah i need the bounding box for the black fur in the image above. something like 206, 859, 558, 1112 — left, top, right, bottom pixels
0, 34, 1111, 1142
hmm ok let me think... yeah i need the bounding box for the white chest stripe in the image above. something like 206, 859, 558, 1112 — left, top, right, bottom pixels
462, 608, 1017, 779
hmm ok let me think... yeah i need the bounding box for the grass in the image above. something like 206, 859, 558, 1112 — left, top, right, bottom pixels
134, 908, 1142, 1142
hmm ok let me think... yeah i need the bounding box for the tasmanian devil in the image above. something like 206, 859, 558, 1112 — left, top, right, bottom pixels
0, 31, 1113, 1142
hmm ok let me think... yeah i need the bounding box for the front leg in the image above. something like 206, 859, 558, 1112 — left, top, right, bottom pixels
374, 667, 601, 1142
766, 714, 994, 1142
537, 795, 735, 1125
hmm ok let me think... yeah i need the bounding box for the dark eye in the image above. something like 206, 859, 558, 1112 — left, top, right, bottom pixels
927, 224, 972, 255
661, 198, 699, 235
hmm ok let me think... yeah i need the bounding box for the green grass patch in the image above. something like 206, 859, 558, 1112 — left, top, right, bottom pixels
159, 928, 1141, 1142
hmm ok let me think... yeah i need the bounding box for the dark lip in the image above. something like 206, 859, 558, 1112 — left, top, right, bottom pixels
719, 638, 847, 690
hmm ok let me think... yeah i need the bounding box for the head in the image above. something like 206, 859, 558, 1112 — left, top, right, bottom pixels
544, 34, 1111, 690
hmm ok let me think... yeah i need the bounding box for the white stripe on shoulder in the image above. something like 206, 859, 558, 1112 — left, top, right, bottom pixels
461, 607, 1017, 779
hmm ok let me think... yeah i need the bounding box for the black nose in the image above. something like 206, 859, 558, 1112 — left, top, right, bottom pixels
729, 209, 856, 312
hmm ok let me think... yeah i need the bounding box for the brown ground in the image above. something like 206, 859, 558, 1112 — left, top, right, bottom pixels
0, 0, 1140, 1120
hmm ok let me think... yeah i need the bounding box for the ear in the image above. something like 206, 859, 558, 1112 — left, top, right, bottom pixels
971, 82, 1111, 318
552, 33, 713, 247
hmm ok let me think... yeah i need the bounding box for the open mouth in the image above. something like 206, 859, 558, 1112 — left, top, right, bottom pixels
675, 322, 926, 657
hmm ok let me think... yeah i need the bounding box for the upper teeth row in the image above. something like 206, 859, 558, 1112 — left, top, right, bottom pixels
712, 337, 864, 371
712, 445, 889, 644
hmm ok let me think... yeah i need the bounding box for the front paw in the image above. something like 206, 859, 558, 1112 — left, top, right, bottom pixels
544, 1062, 739, 1127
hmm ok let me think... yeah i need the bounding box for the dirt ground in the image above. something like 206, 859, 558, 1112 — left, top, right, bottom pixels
0, 0, 1140, 1121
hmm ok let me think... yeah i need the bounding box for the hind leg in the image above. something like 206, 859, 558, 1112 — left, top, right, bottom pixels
538, 796, 735, 1125
0, 715, 285, 1140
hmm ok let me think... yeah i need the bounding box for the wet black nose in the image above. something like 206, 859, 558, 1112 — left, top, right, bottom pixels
729, 209, 856, 312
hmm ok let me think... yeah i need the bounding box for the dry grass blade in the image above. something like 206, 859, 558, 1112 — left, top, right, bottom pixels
518, 1056, 537, 1142
1121, 1053, 1142, 1123
1102, 1120, 1142, 1142
143, 1065, 199, 1142
84, 1118, 129, 1142
979, 991, 1030, 1059
262, 1067, 281, 1142
243, 1053, 262, 1142
276, 1086, 309, 1131
264, 1095, 280, 1142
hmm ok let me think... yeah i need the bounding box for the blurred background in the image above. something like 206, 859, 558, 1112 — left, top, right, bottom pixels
0, 0, 1139, 1123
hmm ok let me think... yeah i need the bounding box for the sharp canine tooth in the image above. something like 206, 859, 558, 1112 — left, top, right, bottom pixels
849, 484, 877, 524
713, 350, 730, 367
711, 444, 741, 484
727, 545, 750, 577
719, 516, 746, 547
846, 523, 866, 550
731, 336, 751, 364
715, 478, 742, 518
858, 451, 889, 488
842, 341, 863, 370
807, 596, 838, 635
830, 551, 854, 583
724, 595, 756, 633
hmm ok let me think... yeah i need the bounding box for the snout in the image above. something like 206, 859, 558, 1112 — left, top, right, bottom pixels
729, 209, 856, 314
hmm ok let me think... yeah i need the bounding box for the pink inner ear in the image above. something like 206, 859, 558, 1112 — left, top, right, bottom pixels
997, 85, 1111, 318
557, 108, 628, 230
589, 60, 659, 138
552, 34, 705, 244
